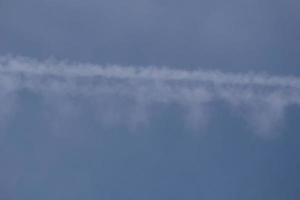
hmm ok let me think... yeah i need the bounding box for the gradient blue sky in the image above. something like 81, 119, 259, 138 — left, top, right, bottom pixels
0, 0, 300, 199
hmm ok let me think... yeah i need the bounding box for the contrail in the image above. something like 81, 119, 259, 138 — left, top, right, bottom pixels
0, 55, 299, 135
1, 55, 300, 89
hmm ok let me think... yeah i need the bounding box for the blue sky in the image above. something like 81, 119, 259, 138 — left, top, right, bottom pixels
0, 0, 300, 199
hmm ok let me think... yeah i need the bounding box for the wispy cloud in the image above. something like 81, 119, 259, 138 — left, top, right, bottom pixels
0, 55, 299, 135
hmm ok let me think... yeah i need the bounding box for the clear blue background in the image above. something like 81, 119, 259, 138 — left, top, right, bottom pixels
0, 0, 300, 199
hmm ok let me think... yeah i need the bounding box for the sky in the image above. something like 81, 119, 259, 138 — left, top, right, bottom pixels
0, 0, 300, 199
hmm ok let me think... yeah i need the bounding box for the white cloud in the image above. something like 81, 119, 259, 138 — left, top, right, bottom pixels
0, 55, 299, 136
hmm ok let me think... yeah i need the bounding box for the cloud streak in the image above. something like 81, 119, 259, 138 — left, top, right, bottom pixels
0, 55, 300, 135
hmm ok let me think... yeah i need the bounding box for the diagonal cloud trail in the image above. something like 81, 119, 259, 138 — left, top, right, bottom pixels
0, 55, 300, 135
1, 55, 300, 89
